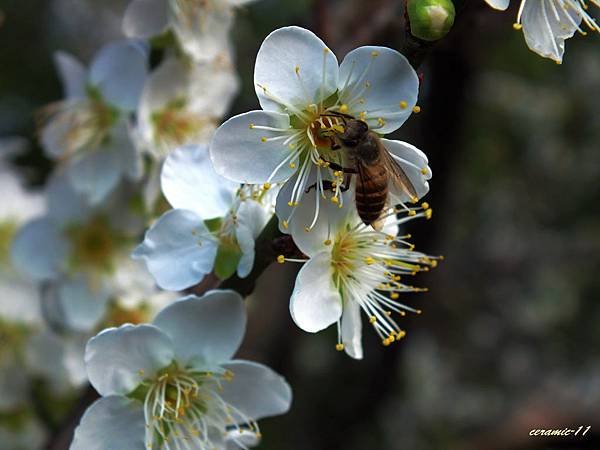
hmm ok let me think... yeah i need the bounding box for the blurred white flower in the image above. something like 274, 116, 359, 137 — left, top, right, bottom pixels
485, 0, 600, 63
123, 0, 259, 62
210, 26, 431, 232
136, 55, 239, 156
71, 290, 292, 450
133, 144, 277, 290
39, 40, 148, 204
281, 193, 439, 359
10, 174, 166, 332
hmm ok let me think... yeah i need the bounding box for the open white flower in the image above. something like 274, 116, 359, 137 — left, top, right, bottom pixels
123, 0, 258, 62
485, 0, 600, 63
210, 26, 431, 232
10, 174, 151, 332
71, 290, 292, 450
136, 55, 239, 156
134, 144, 276, 290
40, 40, 148, 204
280, 193, 440, 359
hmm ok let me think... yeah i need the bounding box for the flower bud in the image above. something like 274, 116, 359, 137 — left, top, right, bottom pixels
407, 0, 456, 42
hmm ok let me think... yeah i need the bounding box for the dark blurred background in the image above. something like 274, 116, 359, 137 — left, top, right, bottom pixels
1, 0, 599, 449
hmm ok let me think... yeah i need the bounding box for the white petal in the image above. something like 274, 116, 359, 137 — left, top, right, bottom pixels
225, 429, 260, 450
235, 223, 255, 278
382, 138, 431, 203
287, 179, 350, 256
45, 173, 92, 226
521, 0, 581, 63
484, 0, 510, 10
220, 360, 292, 420
132, 209, 218, 291
137, 57, 189, 150
10, 218, 68, 281
161, 144, 238, 217
85, 324, 175, 396
170, 4, 233, 62
89, 40, 148, 111
45, 276, 111, 332
290, 251, 341, 332
210, 110, 295, 184
338, 46, 419, 134
152, 290, 246, 368
54, 51, 87, 99
254, 26, 339, 113
122, 0, 169, 38
70, 396, 146, 450
341, 300, 363, 359
67, 148, 121, 206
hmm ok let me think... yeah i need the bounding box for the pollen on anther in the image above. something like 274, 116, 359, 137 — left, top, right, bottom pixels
369, 316, 377, 324
421, 202, 429, 209
339, 104, 349, 113
420, 167, 428, 175
412, 105, 421, 114
263, 182, 271, 190
277, 255, 285, 264
331, 196, 339, 204
371, 50, 379, 57
335, 343, 344, 351
282, 220, 289, 229
408, 210, 417, 217
295, 65, 300, 74
248, 123, 255, 129
261, 137, 268, 142
289, 162, 296, 169
390, 292, 399, 300
399, 100, 408, 109
324, 239, 332, 246
513, 23, 523, 30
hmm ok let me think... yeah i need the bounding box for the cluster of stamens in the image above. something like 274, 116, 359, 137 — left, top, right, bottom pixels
142, 365, 259, 450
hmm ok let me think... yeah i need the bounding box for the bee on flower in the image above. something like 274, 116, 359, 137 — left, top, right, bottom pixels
209, 26, 431, 233
485, 0, 600, 63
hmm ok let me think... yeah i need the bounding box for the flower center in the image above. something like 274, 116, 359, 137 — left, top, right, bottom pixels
151, 99, 213, 152
66, 216, 121, 274
141, 365, 259, 450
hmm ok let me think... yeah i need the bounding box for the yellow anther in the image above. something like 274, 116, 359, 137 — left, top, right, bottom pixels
335, 343, 345, 351
295, 65, 300, 74
277, 255, 285, 264
412, 105, 421, 114
304, 226, 311, 232
289, 162, 296, 169
324, 239, 332, 246
420, 167, 428, 175
248, 123, 255, 129
383, 338, 391, 347
282, 220, 289, 229
364, 256, 375, 265
421, 202, 429, 209
425, 208, 433, 219
416, 309, 422, 314
287, 201, 294, 207
262, 182, 271, 190
391, 292, 399, 300
397, 330, 406, 338
323, 48, 330, 54
371, 50, 379, 57
388, 334, 395, 342
359, 111, 367, 121
261, 137, 268, 142
288, 143, 296, 149
339, 104, 349, 113
399, 100, 408, 109
294, 201, 299, 206
513, 23, 523, 30
410, 195, 419, 204
430, 260, 438, 268
377, 117, 385, 126
369, 316, 377, 324
408, 210, 417, 217
331, 196, 339, 204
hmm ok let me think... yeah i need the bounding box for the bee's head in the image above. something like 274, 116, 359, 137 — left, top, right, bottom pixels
338, 119, 368, 147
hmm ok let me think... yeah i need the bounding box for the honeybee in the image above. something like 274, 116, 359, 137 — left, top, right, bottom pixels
329, 118, 418, 227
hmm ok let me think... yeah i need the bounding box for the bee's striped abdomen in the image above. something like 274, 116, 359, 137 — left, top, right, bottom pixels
355, 161, 389, 226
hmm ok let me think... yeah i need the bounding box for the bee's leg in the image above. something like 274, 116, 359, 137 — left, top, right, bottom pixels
323, 160, 358, 174
305, 180, 336, 193
339, 173, 352, 192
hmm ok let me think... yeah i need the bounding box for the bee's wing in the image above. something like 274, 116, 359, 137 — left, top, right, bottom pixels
379, 140, 419, 202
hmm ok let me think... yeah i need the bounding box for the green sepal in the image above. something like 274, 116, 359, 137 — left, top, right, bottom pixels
407, 0, 456, 42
